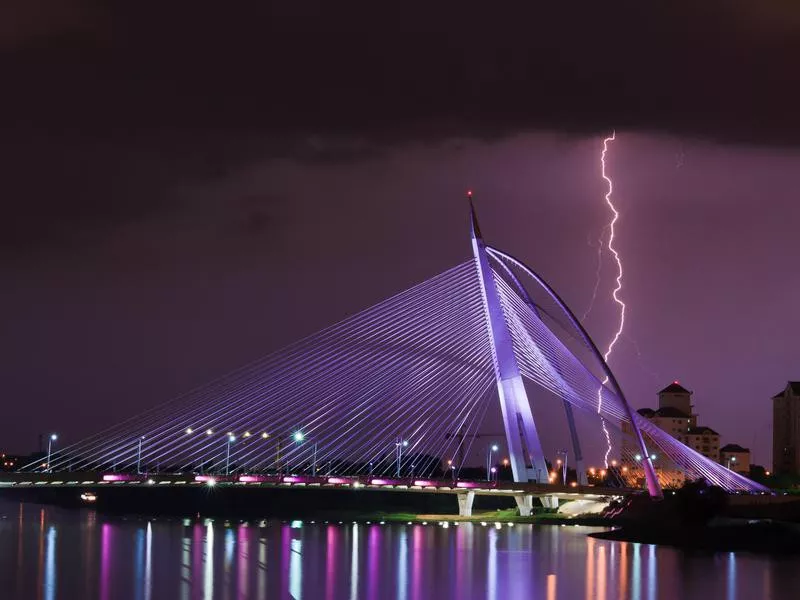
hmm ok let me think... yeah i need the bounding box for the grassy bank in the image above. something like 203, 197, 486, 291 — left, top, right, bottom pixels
357, 508, 610, 526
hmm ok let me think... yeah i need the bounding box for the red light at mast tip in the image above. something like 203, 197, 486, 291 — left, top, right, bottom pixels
467, 190, 472, 197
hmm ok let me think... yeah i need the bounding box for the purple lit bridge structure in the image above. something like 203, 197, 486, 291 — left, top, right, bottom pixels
13, 200, 768, 514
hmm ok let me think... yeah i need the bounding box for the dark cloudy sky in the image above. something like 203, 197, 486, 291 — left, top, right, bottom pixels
2, 2, 799, 466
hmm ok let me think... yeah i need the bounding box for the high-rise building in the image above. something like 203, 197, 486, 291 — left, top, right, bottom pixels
772, 382, 800, 475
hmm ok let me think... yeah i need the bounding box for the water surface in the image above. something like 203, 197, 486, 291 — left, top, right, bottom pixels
0, 500, 795, 599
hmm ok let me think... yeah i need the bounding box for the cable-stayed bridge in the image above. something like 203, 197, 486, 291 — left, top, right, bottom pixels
10, 199, 768, 514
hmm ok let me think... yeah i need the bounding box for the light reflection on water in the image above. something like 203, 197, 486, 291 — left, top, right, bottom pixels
0, 501, 797, 600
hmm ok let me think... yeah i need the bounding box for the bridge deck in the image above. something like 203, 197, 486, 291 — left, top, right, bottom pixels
0, 472, 636, 500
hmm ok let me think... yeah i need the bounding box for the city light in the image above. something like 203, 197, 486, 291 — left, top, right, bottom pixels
186, 428, 193, 434
206, 429, 214, 435
293, 431, 305, 443
243, 431, 252, 438
261, 432, 269, 439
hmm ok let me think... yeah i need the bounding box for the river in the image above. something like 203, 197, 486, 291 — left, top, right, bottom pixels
0, 500, 795, 599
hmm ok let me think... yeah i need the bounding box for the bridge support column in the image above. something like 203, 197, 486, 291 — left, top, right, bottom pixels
541, 495, 559, 510
457, 491, 475, 517
514, 494, 534, 517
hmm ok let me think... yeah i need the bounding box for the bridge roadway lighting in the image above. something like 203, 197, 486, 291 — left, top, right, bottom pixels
486, 444, 499, 481
46, 433, 57, 472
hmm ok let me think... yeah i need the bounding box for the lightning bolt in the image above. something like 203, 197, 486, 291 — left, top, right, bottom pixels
597, 130, 621, 468
580, 228, 607, 322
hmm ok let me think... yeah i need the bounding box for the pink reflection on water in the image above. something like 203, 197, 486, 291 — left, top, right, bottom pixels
192, 524, 204, 600
280, 525, 291, 599
367, 525, 380, 600
411, 525, 423, 600
237, 525, 250, 599
325, 526, 338, 600
99, 523, 111, 600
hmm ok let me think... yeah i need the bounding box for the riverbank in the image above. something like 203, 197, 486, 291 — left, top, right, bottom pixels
591, 518, 800, 554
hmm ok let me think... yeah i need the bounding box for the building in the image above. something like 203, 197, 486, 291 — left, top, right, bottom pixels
720, 443, 751, 475
772, 381, 800, 475
684, 426, 720, 463
620, 382, 723, 484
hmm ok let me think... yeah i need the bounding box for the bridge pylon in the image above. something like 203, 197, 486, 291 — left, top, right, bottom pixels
469, 195, 549, 484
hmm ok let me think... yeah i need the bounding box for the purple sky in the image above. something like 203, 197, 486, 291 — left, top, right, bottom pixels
2, 3, 800, 466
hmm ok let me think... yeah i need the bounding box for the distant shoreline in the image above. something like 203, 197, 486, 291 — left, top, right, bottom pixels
590, 519, 800, 554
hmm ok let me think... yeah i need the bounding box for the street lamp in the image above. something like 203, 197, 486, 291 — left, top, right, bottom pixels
137, 436, 145, 474
727, 456, 737, 470
226, 433, 236, 475
486, 443, 499, 481
46, 433, 57, 472
490, 466, 498, 482
556, 449, 568, 484
312, 442, 318, 477
395, 437, 409, 477
291, 431, 305, 474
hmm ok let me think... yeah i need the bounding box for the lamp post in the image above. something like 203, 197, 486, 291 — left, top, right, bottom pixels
490, 466, 497, 482
46, 433, 57, 473
557, 449, 568, 484
727, 455, 737, 470
137, 436, 144, 474
395, 437, 409, 477
293, 431, 304, 474
486, 444, 499, 481
312, 443, 318, 477
225, 433, 236, 475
